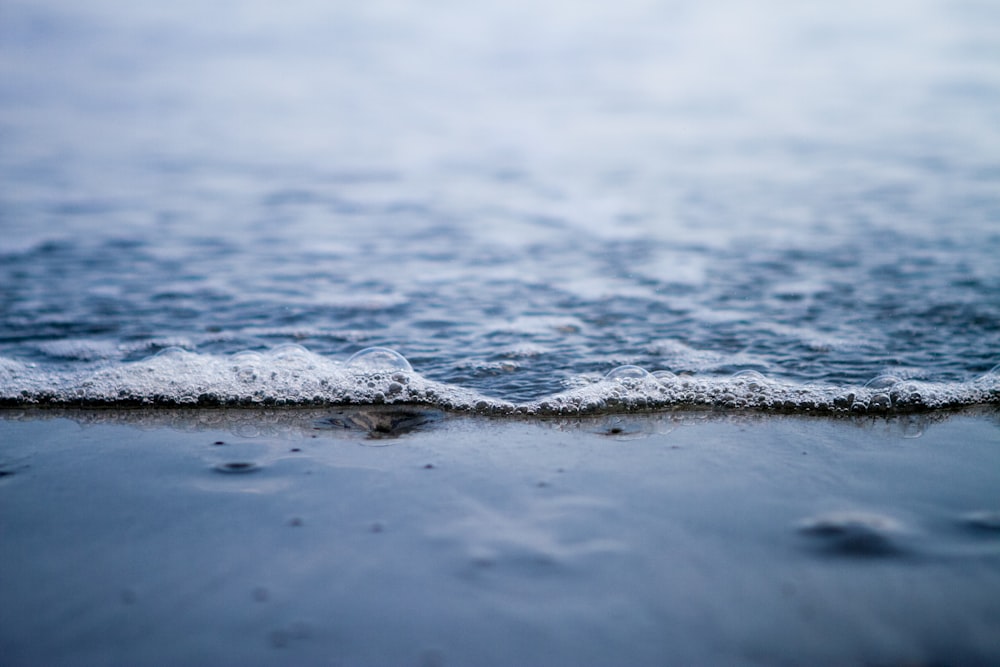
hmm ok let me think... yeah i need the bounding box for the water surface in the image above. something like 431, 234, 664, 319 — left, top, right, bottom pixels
1, 0, 999, 412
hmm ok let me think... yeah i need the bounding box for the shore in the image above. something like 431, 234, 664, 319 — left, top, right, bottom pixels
2, 406, 999, 666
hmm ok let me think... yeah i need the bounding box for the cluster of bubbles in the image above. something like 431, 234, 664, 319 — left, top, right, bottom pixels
532, 363, 1000, 416
1, 346, 997, 416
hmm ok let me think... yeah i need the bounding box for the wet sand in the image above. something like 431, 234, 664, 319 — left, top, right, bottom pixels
2, 407, 999, 666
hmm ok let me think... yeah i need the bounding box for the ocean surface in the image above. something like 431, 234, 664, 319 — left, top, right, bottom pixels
1, 0, 999, 414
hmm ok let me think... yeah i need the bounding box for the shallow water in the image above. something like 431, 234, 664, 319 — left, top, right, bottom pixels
1, 0, 999, 412
2, 411, 999, 665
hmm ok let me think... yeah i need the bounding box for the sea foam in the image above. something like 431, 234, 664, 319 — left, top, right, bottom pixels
1, 346, 997, 415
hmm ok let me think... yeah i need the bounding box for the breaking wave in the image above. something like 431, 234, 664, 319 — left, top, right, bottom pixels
1, 346, 997, 416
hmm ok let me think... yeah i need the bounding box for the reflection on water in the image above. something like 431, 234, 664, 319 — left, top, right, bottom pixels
1, 404, 987, 440
315, 408, 444, 440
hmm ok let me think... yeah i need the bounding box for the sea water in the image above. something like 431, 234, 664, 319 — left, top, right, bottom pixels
1, 0, 999, 414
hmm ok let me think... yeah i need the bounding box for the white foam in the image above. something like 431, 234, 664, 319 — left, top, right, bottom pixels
0, 349, 997, 415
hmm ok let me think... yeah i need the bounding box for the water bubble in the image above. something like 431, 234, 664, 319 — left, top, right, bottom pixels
651, 370, 676, 383
604, 365, 649, 381
870, 393, 892, 410
864, 375, 901, 390
833, 392, 855, 409
236, 369, 258, 384
889, 381, 924, 406
978, 363, 1000, 384
345, 347, 413, 373
269, 343, 311, 360
732, 369, 769, 392
152, 346, 190, 360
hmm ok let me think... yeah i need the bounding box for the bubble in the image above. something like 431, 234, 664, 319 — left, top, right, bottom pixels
651, 370, 676, 383
864, 375, 901, 390
152, 346, 191, 360
345, 347, 413, 374
732, 369, 770, 392
269, 343, 312, 360
833, 392, 855, 409
978, 363, 1000, 384
870, 393, 892, 410
604, 365, 649, 381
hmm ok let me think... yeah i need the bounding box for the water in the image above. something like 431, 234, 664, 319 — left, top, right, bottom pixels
1, 0, 999, 413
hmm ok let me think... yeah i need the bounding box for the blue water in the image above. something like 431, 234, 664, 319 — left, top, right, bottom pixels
1, 0, 999, 413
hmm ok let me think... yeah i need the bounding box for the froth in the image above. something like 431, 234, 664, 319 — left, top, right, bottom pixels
0, 350, 997, 415
532, 364, 1000, 415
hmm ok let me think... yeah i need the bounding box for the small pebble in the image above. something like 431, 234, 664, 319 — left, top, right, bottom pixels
214, 461, 260, 474
797, 511, 905, 557
962, 510, 1000, 531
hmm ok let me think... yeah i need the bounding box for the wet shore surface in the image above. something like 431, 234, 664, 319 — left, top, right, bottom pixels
2, 408, 999, 666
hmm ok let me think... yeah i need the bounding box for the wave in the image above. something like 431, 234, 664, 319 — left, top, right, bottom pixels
1, 346, 998, 416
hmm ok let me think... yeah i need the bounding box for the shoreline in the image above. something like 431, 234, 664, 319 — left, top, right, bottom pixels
2, 407, 999, 665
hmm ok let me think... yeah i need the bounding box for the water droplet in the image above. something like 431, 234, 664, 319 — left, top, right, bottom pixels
345, 347, 413, 373
604, 365, 649, 381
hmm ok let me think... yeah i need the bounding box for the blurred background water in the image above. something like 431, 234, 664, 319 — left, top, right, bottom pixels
1, 0, 999, 407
